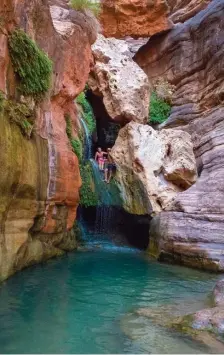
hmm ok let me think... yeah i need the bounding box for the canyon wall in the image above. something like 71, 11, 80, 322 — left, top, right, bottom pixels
135, 0, 224, 271
0, 0, 96, 280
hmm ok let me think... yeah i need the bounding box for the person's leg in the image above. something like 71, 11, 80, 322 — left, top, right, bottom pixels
107, 168, 112, 183
104, 168, 108, 182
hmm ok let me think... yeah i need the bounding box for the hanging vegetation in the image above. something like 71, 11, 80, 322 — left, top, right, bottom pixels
76, 92, 96, 134
65, 113, 97, 207
8, 29, 53, 99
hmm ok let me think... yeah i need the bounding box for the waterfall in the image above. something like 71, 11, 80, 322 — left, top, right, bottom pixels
88, 159, 114, 235
89, 159, 113, 206
77, 114, 121, 247
79, 115, 92, 160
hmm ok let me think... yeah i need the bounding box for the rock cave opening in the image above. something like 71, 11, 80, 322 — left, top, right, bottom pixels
85, 88, 121, 151
77, 88, 151, 251
78, 206, 151, 250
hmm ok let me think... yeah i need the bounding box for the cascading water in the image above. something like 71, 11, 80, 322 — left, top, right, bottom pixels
82, 159, 116, 244
89, 159, 113, 206
79, 115, 92, 160
78, 112, 121, 247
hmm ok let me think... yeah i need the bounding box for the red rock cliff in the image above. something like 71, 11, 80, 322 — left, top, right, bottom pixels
100, 0, 173, 38
0, 0, 97, 280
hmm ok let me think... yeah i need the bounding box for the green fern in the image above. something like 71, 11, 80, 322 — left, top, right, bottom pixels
76, 92, 96, 134
149, 92, 171, 124
8, 29, 52, 99
80, 163, 98, 207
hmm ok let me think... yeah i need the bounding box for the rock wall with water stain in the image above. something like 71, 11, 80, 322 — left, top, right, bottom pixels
0, 0, 97, 281
135, 0, 224, 271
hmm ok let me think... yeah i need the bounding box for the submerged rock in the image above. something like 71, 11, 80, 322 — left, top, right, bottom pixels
112, 121, 197, 215
89, 34, 149, 124
171, 278, 224, 342
213, 279, 224, 307
132, 280, 224, 353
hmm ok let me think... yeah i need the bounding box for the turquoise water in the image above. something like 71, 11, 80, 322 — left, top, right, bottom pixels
0, 248, 219, 354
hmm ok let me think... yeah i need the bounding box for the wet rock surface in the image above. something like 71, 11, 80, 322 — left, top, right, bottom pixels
0, 0, 96, 280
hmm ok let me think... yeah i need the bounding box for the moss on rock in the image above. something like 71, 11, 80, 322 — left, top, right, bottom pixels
8, 29, 52, 99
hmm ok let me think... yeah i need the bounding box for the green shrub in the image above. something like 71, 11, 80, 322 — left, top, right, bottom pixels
71, 138, 83, 162
5, 100, 34, 138
69, 0, 101, 17
8, 29, 52, 99
76, 92, 96, 134
65, 112, 97, 207
65, 113, 72, 140
65, 113, 83, 161
80, 163, 98, 207
0, 91, 5, 111
149, 92, 171, 124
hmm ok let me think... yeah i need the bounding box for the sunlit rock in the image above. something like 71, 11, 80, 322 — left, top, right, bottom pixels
89, 34, 150, 124
100, 0, 173, 38
112, 121, 197, 215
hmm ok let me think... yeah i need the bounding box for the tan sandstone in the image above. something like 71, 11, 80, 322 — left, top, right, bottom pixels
89, 34, 149, 124
111, 121, 197, 215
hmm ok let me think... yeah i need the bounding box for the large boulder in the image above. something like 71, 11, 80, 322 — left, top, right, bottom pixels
0, 0, 96, 281
89, 34, 150, 124
111, 121, 197, 215
100, 0, 173, 38
135, 0, 224, 271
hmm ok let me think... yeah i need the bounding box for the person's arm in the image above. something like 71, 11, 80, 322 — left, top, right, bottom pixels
95, 152, 98, 161
109, 154, 114, 163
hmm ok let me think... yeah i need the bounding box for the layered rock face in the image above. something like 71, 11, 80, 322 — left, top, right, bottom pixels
89, 34, 149, 124
100, 0, 173, 38
135, 0, 224, 270
167, 0, 213, 23
0, 0, 96, 280
112, 122, 197, 215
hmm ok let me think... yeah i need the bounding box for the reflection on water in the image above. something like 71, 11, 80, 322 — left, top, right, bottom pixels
0, 249, 219, 354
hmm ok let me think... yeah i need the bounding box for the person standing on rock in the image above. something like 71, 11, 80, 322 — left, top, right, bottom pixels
95, 147, 107, 171
104, 148, 116, 183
